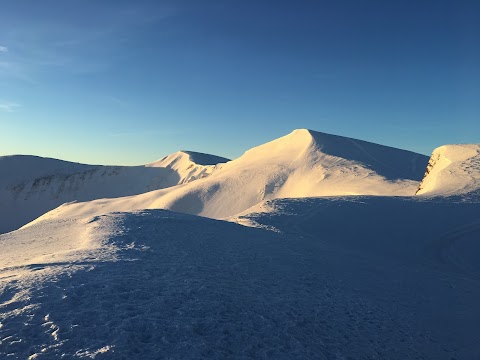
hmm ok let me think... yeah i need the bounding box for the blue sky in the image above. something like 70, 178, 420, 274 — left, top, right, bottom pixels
1, 0, 479, 164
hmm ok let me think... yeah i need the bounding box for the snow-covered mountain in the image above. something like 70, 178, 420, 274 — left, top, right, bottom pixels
2, 129, 480, 359
416, 144, 480, 196
0, 152, 228, 233
147, 150, 228, 183
27, 129, 429, 224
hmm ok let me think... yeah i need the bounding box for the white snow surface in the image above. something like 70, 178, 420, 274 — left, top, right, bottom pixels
1, 195, 480, 359
26, 129, 429, 225
0, 152, 228, 233
416, 144, 480, 196
1, 129, 480, 359
146, 150, 228, 181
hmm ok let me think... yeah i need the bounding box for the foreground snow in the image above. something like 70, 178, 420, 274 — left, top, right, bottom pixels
1, 194, 480, 359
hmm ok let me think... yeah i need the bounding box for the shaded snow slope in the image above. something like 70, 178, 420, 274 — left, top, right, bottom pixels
0, 155, 94, 187
0, 152, 227, 233
29, 129, 429, 224
149, 150, 230, 167
2, 195, 480, 359
416, 144, 480, 196
236, 196, 480, 359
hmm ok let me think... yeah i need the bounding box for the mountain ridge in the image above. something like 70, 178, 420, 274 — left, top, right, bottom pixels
0, 151, 227, 233
25, 129, 430, 226
416, 144, 480, 196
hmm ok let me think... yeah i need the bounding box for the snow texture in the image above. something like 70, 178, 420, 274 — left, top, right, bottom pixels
1, 129, 479, 359
26, 129, 429, 225
1, 195, 480, 359
0, 152, 228, 233
416, 144, 480, 196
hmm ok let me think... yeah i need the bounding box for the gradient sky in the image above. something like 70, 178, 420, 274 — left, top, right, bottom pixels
1, 0, 479, 165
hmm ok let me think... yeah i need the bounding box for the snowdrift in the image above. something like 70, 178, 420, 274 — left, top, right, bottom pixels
26, 129, 429, 225
2, 196, 480, 359
416, 144, 480, 196
0, 152, 228, 233
146, 150, 229, 183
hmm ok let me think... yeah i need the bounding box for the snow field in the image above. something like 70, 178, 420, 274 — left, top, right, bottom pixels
2, 195, 480, 359
0, 151, 228, 233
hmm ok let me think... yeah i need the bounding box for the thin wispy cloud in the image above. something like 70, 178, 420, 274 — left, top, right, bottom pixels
107, 95, 130, 107
0, 4, 175, 83
0, 102, 21, 112
0, 61, 35, 83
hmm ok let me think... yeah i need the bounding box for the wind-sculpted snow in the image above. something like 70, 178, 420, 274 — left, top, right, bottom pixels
235, 195, 480, 359
2, 195, 480, 359
27, 129, 429, 225
416, 144, 480, 196
146, 150, 229, 184
0, 151, 227, 233
305, 130, 427, 181
148, 150, 230, 168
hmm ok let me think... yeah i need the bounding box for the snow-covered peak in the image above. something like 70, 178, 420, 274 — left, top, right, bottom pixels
239, 129, 315, 162
416, 144, 480, 196
231, 128, 427, 181
27, 129, 430, 224
148, 150, 229, 169
0, 151, 228, 233
147, 150, 229, 184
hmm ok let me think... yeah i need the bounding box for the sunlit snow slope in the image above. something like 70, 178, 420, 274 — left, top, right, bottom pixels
0, 152, 228, 233
28, 129, 429, 224
416, 144, 480, 196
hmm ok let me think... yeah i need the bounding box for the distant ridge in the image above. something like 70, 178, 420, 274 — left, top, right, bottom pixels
306, 129, 427, 181
240, 129, 426, 180
148, 150, 229, 168
27, 129, 430, 225
416, 144, 480, 196
0, 151, 227, 233
180, 151, 230, 166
